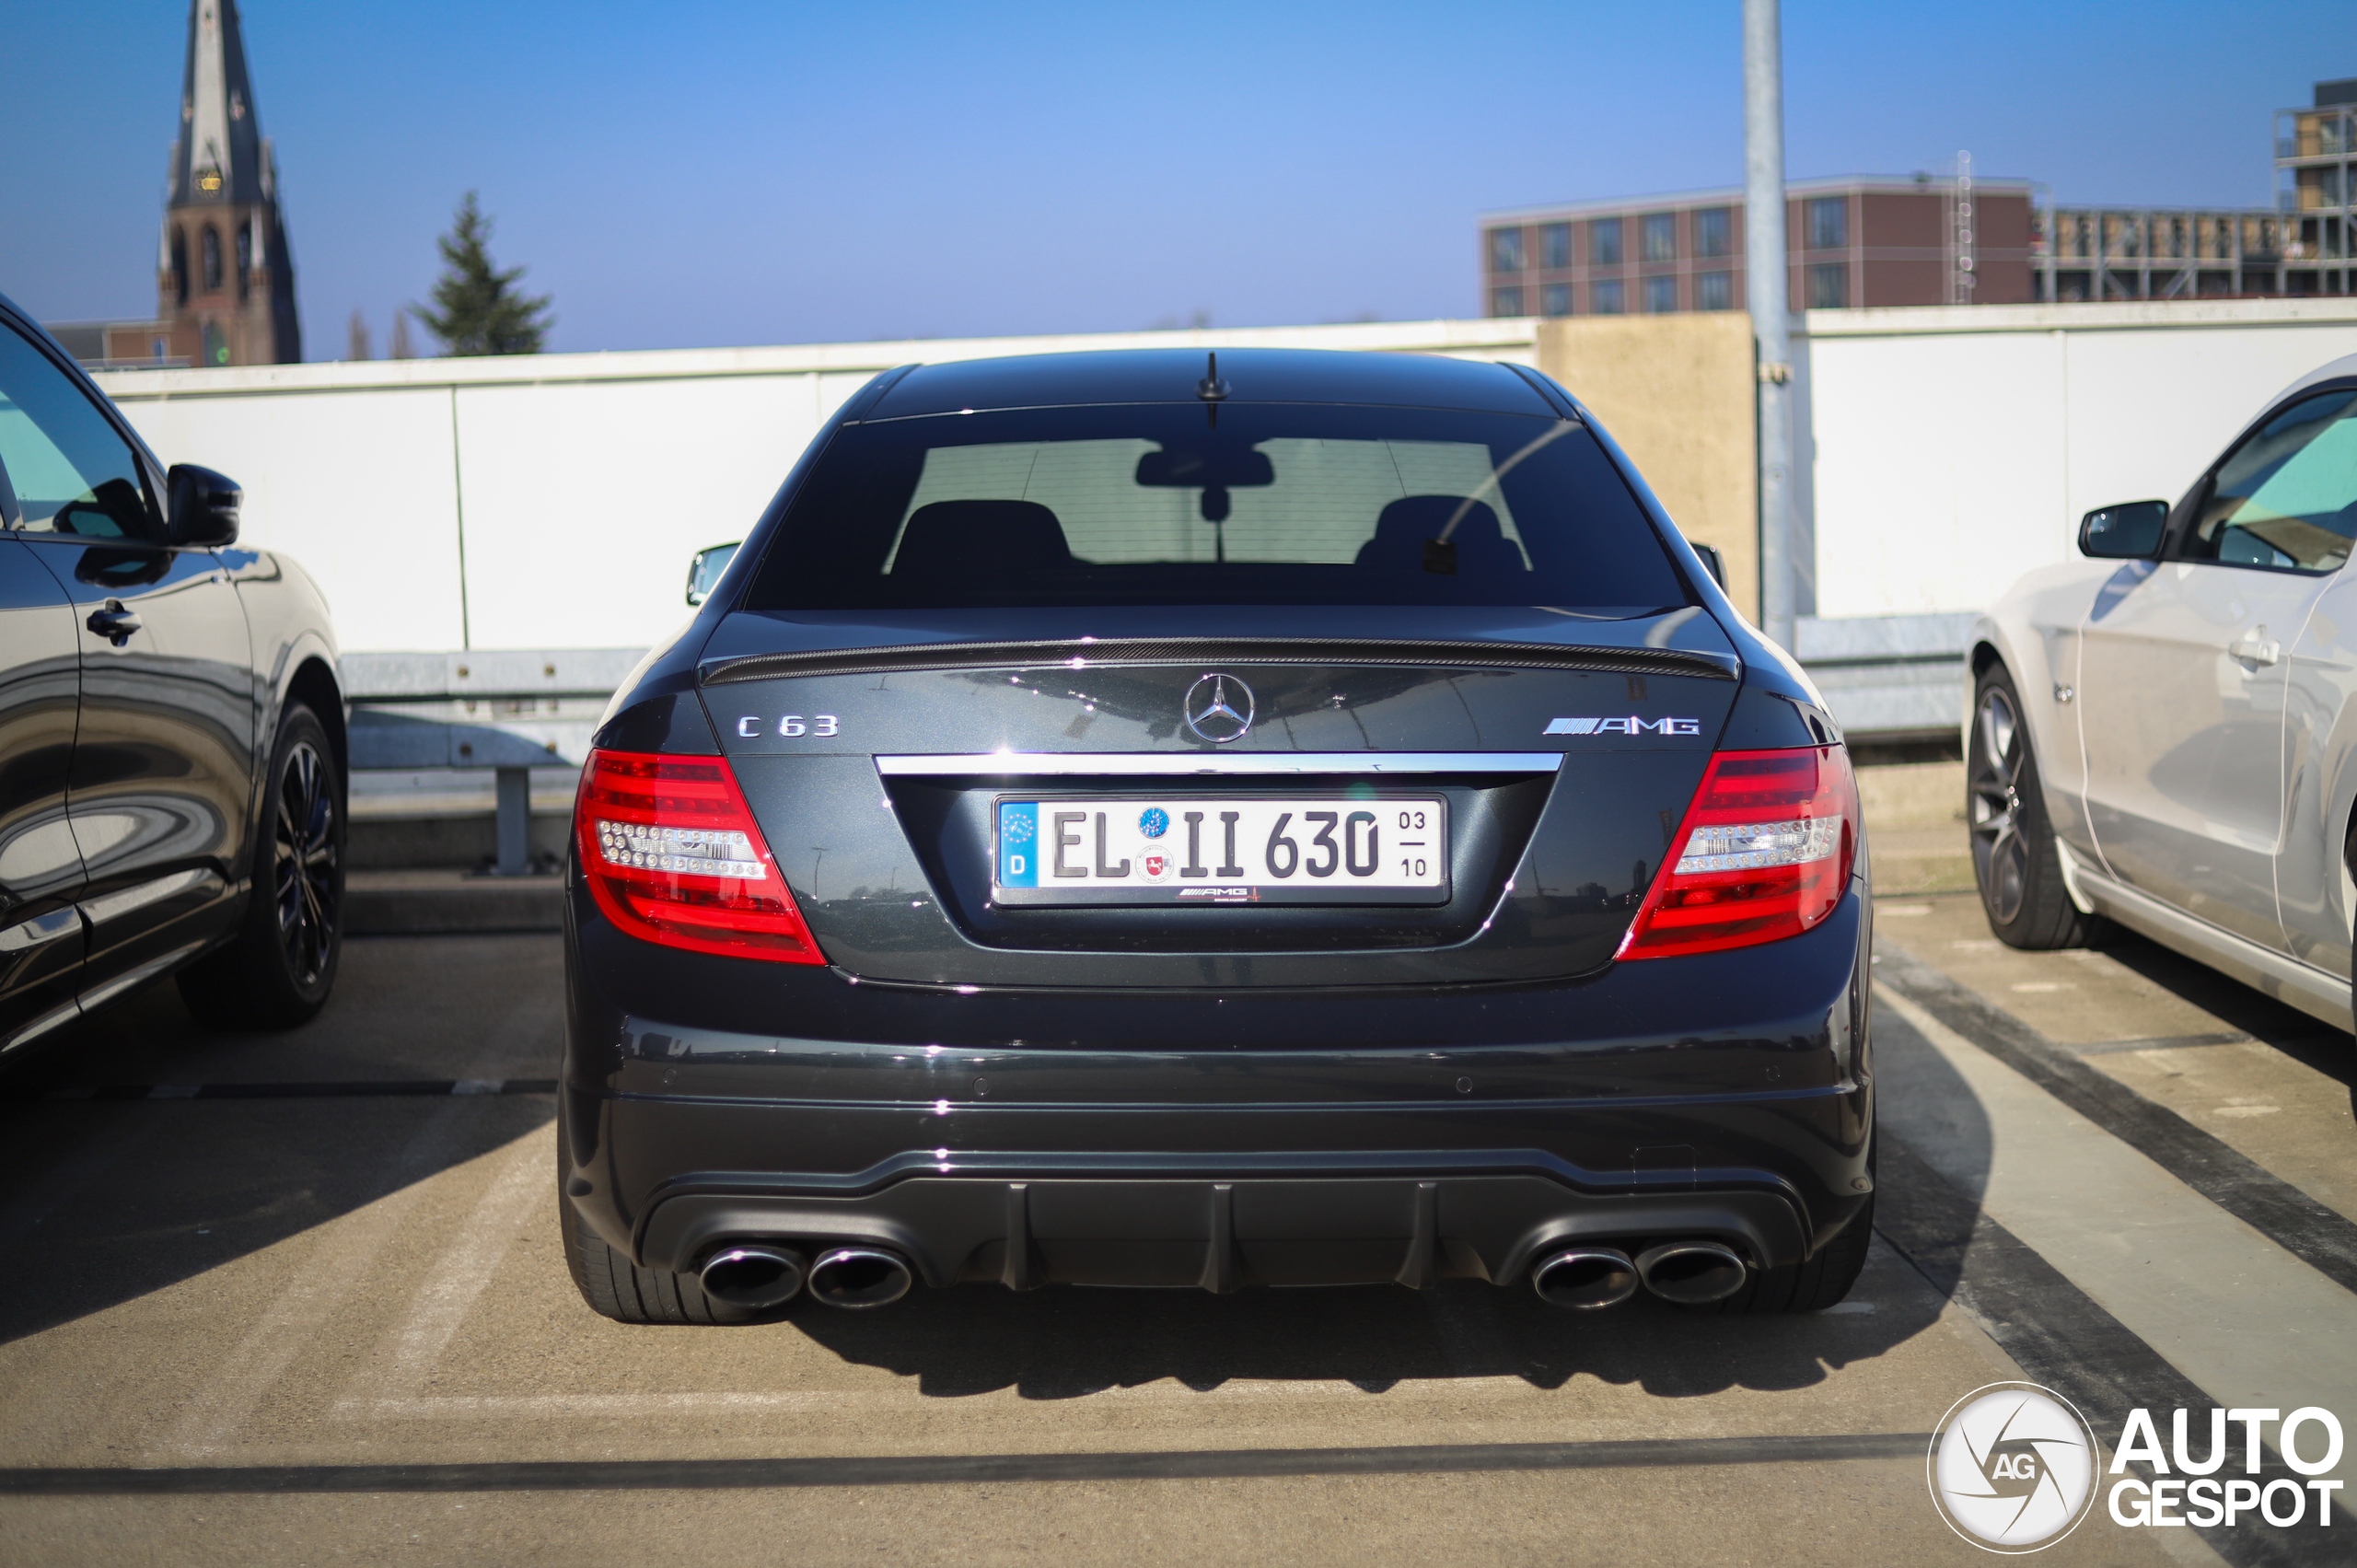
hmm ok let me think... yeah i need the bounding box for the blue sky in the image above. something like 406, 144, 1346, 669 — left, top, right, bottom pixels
3, 1, 2344, 354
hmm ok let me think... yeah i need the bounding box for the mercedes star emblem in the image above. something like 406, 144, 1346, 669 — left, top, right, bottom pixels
1183, 673, 1255, 744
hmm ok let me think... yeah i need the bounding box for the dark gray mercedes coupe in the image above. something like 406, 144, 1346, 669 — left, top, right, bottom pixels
560, 347, 1872, 1324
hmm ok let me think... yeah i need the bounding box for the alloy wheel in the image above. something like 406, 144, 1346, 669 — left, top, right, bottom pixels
273, 739, 339, 986
1968, 686, 2029, 924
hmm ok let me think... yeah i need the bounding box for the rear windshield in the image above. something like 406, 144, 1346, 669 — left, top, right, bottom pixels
741, 404, 1687, 615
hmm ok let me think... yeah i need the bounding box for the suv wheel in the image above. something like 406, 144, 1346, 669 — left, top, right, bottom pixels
178, 703, 344, 1028
1969, 665, 2101, 950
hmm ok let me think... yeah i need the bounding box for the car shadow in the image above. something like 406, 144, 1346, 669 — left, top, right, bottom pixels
2, 930, 2009, 1405
0, 935, 559, 1348
2090, 923, 2355, 1098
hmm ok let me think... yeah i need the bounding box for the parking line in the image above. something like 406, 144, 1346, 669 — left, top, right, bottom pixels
150, 1100, 482, 1459
0, 1431, 1938, 1494
335, 1375, 1578, 1422
368, 1130, 550, 1401
1876, 944, 2357, 1295
1875, 981, 2357, 1497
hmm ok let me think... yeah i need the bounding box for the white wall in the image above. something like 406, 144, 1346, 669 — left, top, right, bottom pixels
97, 320, 1539, 653
1806, 299, 2357, 620
100, 299, 2357, 648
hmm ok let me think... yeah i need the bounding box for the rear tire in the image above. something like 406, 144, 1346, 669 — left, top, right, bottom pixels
1699, 1191, 1875, 1315
177, 704, 344, 1029
1969, 664, 2102, 950
558, 1119, 727, 1325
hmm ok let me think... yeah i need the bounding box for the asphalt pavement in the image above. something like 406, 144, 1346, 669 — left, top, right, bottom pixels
0, 891, 2350, 1565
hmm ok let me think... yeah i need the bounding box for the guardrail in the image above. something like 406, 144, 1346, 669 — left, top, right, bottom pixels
1794, 613, 1974, 744
341, 649, 645, 874
339, 621, 1972, 873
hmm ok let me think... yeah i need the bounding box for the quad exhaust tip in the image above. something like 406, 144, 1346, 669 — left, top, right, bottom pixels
698, 1245, 807, 1311
807, 1246, 915, 1309
1530, 1247, 1640, 1309
1634, 1240, 1748, 1305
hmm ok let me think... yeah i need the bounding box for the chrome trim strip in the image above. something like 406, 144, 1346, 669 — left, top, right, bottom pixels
2072, 860, 2353, 1033
874, 751, 1566, 777
3, 997, 81, 1056
77, 868, 221, 928
75, 941, 208, 1018
0, 908, 83, 955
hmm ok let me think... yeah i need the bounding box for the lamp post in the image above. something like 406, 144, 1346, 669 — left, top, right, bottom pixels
1745, 0, 1796, 650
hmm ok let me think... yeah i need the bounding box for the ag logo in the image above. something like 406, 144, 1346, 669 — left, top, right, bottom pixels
1929, 1382, 2097, 1552
1184, 674, 1255, 744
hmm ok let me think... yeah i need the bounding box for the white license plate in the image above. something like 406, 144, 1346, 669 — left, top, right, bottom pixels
993, 796, 1449, 906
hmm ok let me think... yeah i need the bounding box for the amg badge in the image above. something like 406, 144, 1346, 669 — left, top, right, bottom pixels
1546, 715, 1702, 736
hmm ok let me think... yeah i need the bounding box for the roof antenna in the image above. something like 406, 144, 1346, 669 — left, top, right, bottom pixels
1196, 352, 1229, 426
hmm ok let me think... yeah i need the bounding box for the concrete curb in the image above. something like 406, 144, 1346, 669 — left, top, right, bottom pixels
345, 872, 563, 935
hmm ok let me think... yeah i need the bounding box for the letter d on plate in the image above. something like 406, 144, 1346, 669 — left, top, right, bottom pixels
998, 802, 1039, 888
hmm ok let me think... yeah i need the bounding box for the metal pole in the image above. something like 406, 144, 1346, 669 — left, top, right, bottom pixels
1744, 0, 1795, 649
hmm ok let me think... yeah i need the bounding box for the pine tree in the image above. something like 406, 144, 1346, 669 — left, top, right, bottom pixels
414, 192, 552, 355
346, 309, 372, 361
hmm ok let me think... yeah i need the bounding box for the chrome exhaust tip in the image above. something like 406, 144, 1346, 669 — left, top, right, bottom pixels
698, 1245, 807, 1311
1529, 1247, 1639, 1310
1634, 1240, 1748, 1305
807, 1246, 914, 1309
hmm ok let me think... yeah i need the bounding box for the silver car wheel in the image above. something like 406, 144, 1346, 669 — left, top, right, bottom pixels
1969, 685, 2028, 924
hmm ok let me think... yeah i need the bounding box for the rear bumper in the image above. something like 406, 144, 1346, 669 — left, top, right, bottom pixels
561, 883, 1875, 1289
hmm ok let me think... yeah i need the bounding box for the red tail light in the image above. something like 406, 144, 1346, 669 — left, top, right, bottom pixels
1617, 745, 1860, 960
575, 749, 824, 964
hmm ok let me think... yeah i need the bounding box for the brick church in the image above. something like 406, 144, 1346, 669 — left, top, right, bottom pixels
49, 0, 300, 368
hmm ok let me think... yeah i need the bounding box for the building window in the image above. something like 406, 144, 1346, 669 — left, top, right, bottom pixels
1591, 278, 1625, 315
1807, 262, 1849, 308
1541, 223, 1571, 270
1490, 228, 1525, 274
1805, 196, 1848, 251
1590, 217, 1623, 267
170, 227, 189, 307
1642, 213, 1676, 263
235, 226, 252, 301
1643, 275, 1678, 313
1492, 285, 1526, 317
201, 225, 223, 292
1696, 207, 1732, 258
1541, 283, 1572, 318
1696, 271, 1733, 310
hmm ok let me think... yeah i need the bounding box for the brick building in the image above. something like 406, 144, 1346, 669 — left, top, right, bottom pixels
1480, 175, 2037, 319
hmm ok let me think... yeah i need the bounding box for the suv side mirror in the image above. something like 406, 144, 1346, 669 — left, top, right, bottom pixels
167, 463, 241, 547
2079, 500, 2167, 560
686, 540, 740, 606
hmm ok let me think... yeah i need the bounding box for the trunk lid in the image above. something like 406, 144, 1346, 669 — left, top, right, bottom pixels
702, 607, 1740, 989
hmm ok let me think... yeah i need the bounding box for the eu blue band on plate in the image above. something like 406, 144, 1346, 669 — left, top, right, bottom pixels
997, 801, 1039, 887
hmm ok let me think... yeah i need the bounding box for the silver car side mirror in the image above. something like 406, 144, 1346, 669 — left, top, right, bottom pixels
686, 541, 740, 607
2079, 501, 2167, 560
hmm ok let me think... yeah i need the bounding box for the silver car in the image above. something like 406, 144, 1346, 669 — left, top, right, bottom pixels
1969, 352, 2357, 1033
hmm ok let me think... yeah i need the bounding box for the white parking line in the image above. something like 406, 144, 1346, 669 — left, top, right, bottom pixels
1876, 982, 2357, 1490
151, 1101, 477, 1459
334, 1375, 1631, 1422
368, 1130, 548, 1401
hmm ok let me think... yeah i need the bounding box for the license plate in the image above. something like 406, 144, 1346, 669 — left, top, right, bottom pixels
993, 796, 1449, 906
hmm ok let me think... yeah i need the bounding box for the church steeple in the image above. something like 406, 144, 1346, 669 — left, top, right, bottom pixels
158, 0, 300, 366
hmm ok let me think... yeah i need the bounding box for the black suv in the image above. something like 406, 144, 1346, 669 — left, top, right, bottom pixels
0, 295, 345, 1053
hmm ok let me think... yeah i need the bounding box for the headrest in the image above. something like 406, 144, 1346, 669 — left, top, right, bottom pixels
891, 499, 1073, 576
1355, 495, 1527, 575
